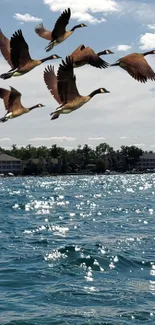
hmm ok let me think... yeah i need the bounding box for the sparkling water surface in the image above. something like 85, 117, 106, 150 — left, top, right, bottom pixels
0, 174, 155, 324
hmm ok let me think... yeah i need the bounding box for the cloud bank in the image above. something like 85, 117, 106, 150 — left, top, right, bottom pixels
43, 0, 119, 24
139, 33, 155, 50
147, 24, 155, 30
88, 137, 106, 141
30, 137, 76, 142
0, 138, 11, 142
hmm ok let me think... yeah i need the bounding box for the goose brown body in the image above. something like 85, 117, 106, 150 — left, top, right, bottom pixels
35, 8, 87, 52
0, 87, 44, 123
69, 44, 113, 68
111, 50, 155, 83
0, 29, 61, 79
43, 56, 110, 120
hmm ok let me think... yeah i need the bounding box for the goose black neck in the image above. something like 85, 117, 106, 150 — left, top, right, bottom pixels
71, 24, 82, 32
111, 62, 119, 66
143, 50, 154, 56
89, 89, 101, 98
40, 55, 54, 63
29, 105, 37, 111
97, 50, 107, 56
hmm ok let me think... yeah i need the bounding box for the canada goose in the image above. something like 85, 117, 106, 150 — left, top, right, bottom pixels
35, 8, 87, 52
0, 86, 44, 122
43, 56, 110, 120
0, 29, 13, 67
0, 29, 61, 80
69, 44, 114, 68
111, 50, 155, 83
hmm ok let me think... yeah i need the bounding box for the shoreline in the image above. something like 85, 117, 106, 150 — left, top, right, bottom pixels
0, 170, 154, 177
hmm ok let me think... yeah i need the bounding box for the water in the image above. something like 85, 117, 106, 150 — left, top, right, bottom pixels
0, 174, 155, 324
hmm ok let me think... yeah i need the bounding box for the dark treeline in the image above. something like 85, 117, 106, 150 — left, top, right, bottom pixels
0, 142, 146, 175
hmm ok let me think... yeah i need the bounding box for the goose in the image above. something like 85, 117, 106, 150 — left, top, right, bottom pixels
111, 50, 155, 83
0, 29, 61, 80
35, 8, 87, 52
0, 29, 13, 67
43, 56, 110, 120
69, 44, 114, 68
0, 86, 44, 123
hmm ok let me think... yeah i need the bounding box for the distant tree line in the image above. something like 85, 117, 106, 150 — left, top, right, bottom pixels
0, 143, 145, 175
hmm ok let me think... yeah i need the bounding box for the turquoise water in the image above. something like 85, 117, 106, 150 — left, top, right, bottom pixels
0, 174, 155, 324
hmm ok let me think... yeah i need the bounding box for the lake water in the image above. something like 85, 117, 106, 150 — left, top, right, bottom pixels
0, 174, 155, 324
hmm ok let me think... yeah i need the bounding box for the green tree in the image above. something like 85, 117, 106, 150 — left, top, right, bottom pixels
120, 145, 143, 171
95, 143, 113, 157
95, 158, 106, 173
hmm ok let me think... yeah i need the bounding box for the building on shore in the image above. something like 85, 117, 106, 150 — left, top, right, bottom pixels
0, 153, 23, 175
136, 152, 155, 171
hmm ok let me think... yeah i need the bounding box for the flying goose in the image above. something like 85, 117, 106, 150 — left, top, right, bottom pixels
0, 29, 61, 79
0, 87, 44, 123
43, 56, 110, 120
111, 50, 155, 83
35, 8, 87, 52
0, 29, 13, 67
69, 44, 114, 68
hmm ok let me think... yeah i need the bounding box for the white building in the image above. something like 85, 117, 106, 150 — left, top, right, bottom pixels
0, 153, 23, 175
136, 153, 155, 171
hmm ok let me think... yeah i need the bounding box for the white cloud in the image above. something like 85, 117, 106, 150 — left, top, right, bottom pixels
88, 137, 106, 141
14, 13, 42, 23
0, 138, 11, 142
117, 45, 132, 51
120, 136, 128, 140
64, 146, 74, 150
139, 33, 155, 50
147, 24, 155, 30
30, 137, 76, 142
43, 0, 119, 24
119, 1, 155, 24
130, 143, 145, 147
42, 1, 155, 25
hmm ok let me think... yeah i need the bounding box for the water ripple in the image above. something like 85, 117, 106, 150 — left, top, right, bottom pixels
1, 174, 155, 324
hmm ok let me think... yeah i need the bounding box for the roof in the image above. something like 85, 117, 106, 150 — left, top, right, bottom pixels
0, 153, 22, 162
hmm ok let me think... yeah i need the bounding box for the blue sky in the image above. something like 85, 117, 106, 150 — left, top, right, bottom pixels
0, 0, 155, 151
